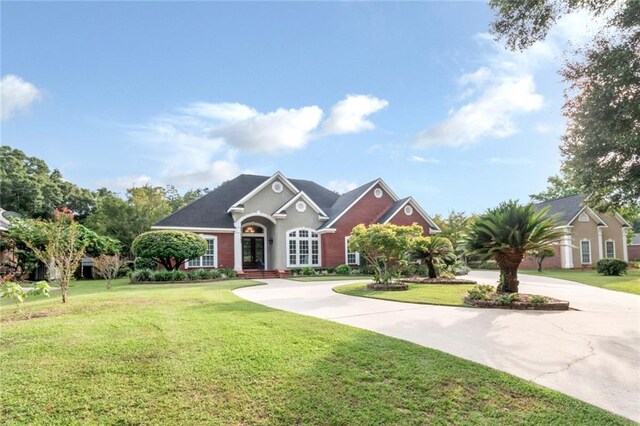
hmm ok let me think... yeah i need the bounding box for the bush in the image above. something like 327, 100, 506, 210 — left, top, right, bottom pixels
132, 230, 207, 271
595, 259, 628, 276
300, 267, 316, 276
496, 293, 520, 305
529, 295, 549, 304
131, 269, 154, 282
152, 270, 173, 281
451, 261, 470, 276
220, 268, 237, 278
439, 271, 456, 279
334, 264, 351, 276
134, 257, 157, 270
466, 285, 494, 301
171, 270, 187, 281
467, 260, 499, 270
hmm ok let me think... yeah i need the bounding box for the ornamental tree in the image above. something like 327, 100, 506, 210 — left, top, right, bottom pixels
411, 235, 455, 278
348, 223, 423, 285
466, 201, 563, 293
90, 254, 124, 289
526, 245, 556, 273
131, 230, 207, 271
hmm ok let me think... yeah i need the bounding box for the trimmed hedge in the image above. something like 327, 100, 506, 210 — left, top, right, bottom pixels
595, 259, 628, 276
134, 257, 157, 270
130, 268, 238, 283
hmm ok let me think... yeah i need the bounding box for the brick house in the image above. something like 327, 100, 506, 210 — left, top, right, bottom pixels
152, 172, 440, 275
520, 195, 632, 269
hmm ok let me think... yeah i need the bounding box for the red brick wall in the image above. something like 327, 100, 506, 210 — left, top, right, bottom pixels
519, 245, 563, 269
177, 232, 234, 270
388, 203, 433, 233
629, 245, 640, 262
322, 185, 396, 268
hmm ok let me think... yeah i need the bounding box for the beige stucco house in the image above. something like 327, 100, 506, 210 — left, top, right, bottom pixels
531, 195, 632, 269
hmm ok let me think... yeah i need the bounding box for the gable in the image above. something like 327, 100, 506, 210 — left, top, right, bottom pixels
379, 197, 440, 233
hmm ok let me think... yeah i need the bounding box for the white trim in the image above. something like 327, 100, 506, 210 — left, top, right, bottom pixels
344, 236, 360, 265
274, 191, 329, 218
233, 211, 277, 227
622, 228, 629, 261
614, 212, 632, 228
151, 225, 235, 233
561, 228, 574, 268
568, 206, 606, 227
234, 226, 242, 271
605, 239, 616, 259
317, 228, 336, 234
597, 226, 604, 260
227, 172, 299, 213
580, 239, 592, 265
241, 222, 268, 269
380, 197, 441, 232
286, 227, 321, 268
185, 235, 218, 269
322, 179, 399, 229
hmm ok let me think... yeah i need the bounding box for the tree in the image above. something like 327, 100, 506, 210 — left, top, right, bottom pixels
530, 174, 580, 203
131, 231, 207, 271
527, 245, 556, 272
431, 211, 473, 252
90, 254, 123, 289
0, 146, 96, 219
15, 208, 89, 303
411, 235, 455, 278
490, 0, 640, 210
165, 185, 209, 211
466, 201, 564, 293
348, 223, 423, 285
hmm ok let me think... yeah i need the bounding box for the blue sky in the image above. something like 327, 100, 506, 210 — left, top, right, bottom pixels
1, 2, 599, 215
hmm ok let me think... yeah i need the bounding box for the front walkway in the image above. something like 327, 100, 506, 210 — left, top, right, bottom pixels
234, 271, 640, 421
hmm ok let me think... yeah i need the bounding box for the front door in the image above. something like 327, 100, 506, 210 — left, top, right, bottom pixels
242, 236, 265, 269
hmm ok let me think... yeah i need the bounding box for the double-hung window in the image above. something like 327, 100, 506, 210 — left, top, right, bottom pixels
345, 236, 360, 265
605, 241, 615, 259
187, 236, 217, 268
580, 240, 591, 264
287, 229, 320, 267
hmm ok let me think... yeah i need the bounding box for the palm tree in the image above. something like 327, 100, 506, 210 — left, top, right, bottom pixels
466, 200, 563, 293
411, 235, 455, 278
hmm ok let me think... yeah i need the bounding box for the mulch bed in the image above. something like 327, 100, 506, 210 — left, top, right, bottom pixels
465, 293, 570, 311
366, 282, 409, 291
130, 278, 235, 285
398, 277, 477, 285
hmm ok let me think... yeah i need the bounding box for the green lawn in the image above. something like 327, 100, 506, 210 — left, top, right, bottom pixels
334, 282, 475, 307
521, 268, 640, 295
0, 279, 631, 425
289, 275, 372, 282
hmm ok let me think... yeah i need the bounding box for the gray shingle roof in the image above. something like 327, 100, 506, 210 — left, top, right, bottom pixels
534, 194, 587, 225
318, 179, 378, 230
376, 198, 410, 224
154, 174, 340, 229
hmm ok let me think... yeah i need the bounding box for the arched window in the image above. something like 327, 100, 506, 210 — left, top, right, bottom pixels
287, 228, 320, 267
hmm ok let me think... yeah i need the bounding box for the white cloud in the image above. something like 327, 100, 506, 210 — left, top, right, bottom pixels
180, 102, 257, 122
535, 123, 552, 134
97, 174, 157, 191
1, 75, 41, 121
165, 159, 243, 188
210, 106, 324, 153
409, 155, 440, 164
490, 157, 534, 166
322, 95, 388, 135
326, 180, 358, 194
417, 74, 543, 147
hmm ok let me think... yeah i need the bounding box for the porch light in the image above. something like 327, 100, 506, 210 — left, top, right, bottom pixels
268, 238, 273, 245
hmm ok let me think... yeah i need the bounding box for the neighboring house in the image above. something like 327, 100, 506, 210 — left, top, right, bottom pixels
152, 172, 440, 274
520, 194, 632, 269
628, 234, 640, 262
0, 208, 21, 276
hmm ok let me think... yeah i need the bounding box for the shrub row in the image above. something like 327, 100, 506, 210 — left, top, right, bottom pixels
288, 264, 372, 277
595, 259, 628, 276
130, 268, 237, 283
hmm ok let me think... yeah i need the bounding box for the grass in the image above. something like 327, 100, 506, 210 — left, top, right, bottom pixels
521, 268, 640, 295
0, 279, 631, 425
334, 282, 475, 307
289, 275, 372, 282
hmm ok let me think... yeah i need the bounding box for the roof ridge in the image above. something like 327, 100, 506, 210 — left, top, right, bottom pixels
535, 193, 584, 205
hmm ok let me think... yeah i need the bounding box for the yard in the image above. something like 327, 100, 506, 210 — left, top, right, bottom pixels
334, 282, 474, 307
0, 279, 631, 425
520, 268, 640, 295
289, 275, 372, 282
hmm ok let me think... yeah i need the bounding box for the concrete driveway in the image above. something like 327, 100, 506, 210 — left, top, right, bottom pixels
234, 271, 640, 421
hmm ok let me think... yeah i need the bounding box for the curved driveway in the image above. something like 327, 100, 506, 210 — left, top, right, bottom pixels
234, 271, 640, 421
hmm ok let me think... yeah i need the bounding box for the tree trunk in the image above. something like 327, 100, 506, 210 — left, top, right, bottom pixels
426, 259, 437, 278
537, 258, 543, 272
61, 286, 68, 303
495, 251, 524, 293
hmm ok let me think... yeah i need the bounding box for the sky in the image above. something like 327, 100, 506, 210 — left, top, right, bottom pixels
1, 1, 603, 216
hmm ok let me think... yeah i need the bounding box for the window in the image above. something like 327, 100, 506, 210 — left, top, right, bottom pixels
186, 236, 217, 268
578, 212, 589, 222
287, 228, 320, 267
605, 240, 615, 258
374, 188, 383, 198
580, 240, 591, 264
295, 201, 307, 212
404, 205, 413, 216
272, 181, 283, 193
345, 236, 359, 265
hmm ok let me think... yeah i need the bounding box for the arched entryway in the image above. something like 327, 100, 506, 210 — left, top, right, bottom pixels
241, 222, 266, 270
